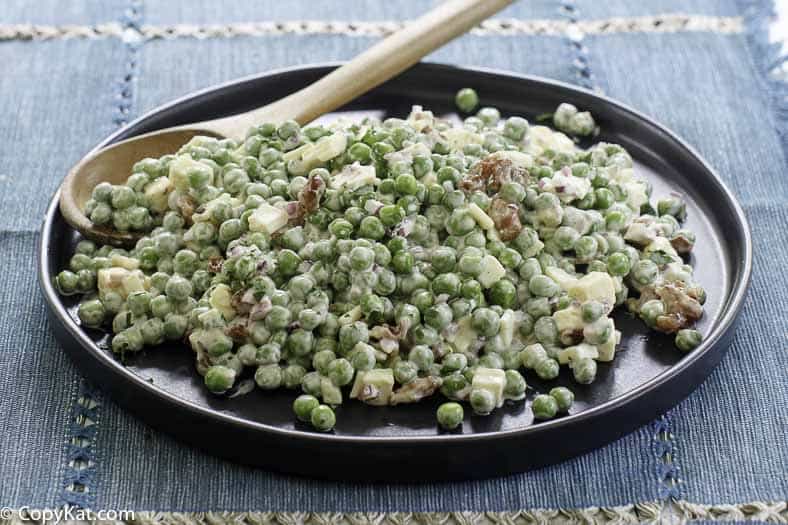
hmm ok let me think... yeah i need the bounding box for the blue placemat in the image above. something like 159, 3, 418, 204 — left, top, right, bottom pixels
0, 0, 786, 522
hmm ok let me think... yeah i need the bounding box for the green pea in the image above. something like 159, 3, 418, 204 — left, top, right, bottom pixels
339, 321, 369, 352
529, 274, 559, 298
675, 329, 702, 352
534, 357, 560, 380
504, 370, 527, 399
503, 116, 529, 141
572, 358, 597, 384
476, 106, 500, 126
328, 358, 355, 386
77, 299, 105, 328
499, 182, 526, 204
110, 185, 135, 209
581, 301, 605, 323
393, 360, 419, 384
350, 344, 377, 371
574, 235, 598, 260
657, 196, 687, 221
458, 253, 483, 276
140, 318, 165, 345
431, 272, 461, 297
472, 308, 500, 337
205, 365, 236, 394
424, 303, 453, 330
460, 279, 482, 301
534, 317, 558, 345
379, 204, 404, 227
436, 402, 464, 430
393, 173, 417, 195
310, 404, 336, 432
455, 88, 479, 113
55, 270, 79, 295
470, 388, 496, 415
293, 394, 320, 422
632, 259, 659, 285
532, 394, 558, 420
348, 246, 374, 272
409, 345, 435, 371
446, 209, 475, 236
255, 364, 283, 390
605, 251, 631, 276
549, 386, 575, 412
489, 279, 517, 308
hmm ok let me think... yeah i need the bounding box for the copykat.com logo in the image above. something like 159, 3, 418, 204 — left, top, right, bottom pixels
1, 507, 135, 523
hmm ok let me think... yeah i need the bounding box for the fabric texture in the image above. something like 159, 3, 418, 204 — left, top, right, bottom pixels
0, 0, 786, 520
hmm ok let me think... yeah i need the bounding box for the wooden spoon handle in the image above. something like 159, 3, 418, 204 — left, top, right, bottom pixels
210, 0, 513, 137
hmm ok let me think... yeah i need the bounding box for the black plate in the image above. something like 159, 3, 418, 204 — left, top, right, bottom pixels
38, 63, 752, 480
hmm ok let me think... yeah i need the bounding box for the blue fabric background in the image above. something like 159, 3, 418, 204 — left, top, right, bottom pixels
0, 0, 786, 515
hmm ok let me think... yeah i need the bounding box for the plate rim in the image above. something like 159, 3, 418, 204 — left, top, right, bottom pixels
37, 61, 753, 445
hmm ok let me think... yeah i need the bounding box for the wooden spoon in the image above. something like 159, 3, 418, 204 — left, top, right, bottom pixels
60, 0, 513, 246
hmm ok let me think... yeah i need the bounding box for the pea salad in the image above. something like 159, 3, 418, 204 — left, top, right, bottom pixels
55, 89, 706, 432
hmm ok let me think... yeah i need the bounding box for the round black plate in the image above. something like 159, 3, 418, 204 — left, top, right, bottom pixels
38, 63, 752, 480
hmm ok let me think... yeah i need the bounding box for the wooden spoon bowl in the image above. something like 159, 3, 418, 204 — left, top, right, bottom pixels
60, 129, 212, 246
57, 0, 513, 247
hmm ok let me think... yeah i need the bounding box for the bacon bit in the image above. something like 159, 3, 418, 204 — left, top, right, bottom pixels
460, 156, 528, 194
249, 297, 272, 321
489, 197, 523, 241
289, 173, 326, 225
225, 320, 249, 340
285, 201, 301, 222
635, 281, 703, 333
390, 376, 442, 405
369, 319, 411, 341
207, 256, 224, 274
177, 194, 197, 223
670, 232, 695, 254
559, 328, 584, 346
231, 291, 252, 315
370, 324, 402, 341
359, 384, 382, 403
241, 289, 256, 304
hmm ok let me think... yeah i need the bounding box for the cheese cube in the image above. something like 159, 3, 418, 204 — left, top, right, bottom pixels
447, 316, 478, 353
625, 181, 649, 211
168, 155, 212, 191
338, 305, 362, 326
98, 267, 128, 294
111, 254, 140, 270
350, 369, 394, 406
557, 343, 599, 364
597, 329, 621, 362
545, 266, 578, 291
488, 150, 534, 169
644, 236, 680, 261
121, 270, 146, 296
330, 163, 378, 191
477, 255, 506, 288
468, 203, 494, 230
443, 127, 483, 150
313, 133, 348, 162
553, 305, 584, 334
209, 284, 236, 321
499, 310, 516, 348
321, 377, 343, 405
568, 272, 616, 313
248, 203, 288, 235
472, 367, 507, 408
143, 177, 173, 213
